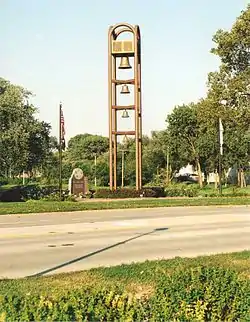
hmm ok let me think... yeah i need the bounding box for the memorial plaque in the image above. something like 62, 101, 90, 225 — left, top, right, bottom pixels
69, 168, 88, 196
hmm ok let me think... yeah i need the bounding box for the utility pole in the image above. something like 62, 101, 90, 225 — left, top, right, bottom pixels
59, 102, 65, 201
121, 150, 125, 187
166, 147, 169, 185
218, 118, 223, 195
94, 154, 97, 187
59, 106, 62, 201
22, 170, 25, 186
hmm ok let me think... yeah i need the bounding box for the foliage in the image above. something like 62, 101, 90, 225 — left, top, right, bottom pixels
66, 133, 109, 161
0, 78, 53, 178
0, 185, 71, 202
211, 4, 250, 74
165, 184, 199, 197
0, 265, 249, 321
206, 5, 250, 178
151, 267, 250, 321
94, 187, 165, 199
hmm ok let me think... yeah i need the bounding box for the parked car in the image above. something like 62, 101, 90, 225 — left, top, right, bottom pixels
175, 173, 199, 183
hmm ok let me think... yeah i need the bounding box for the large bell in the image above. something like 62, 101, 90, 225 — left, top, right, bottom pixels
120, 84, 130, 94
122, 109, 129, 118
119, 56, 131, 69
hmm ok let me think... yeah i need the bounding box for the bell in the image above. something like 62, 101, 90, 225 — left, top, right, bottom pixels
122, 109, 129, 118
120, 84, 130, 94
119, 56, 131, 69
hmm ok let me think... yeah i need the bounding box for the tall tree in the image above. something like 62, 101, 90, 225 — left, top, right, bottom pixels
66, 134, 109, 162
166, 103, 217, 187
0, 78, 51, 177
207, 5, 250, 184
211, 4, 250, 75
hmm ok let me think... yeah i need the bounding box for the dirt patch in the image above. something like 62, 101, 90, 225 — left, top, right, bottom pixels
125, 282, 155, 300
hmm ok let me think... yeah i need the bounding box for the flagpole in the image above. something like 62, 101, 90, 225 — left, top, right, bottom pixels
59, 102, 63, 201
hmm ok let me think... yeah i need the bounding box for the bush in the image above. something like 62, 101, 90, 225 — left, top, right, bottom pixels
20, 185, 60, 200
150, 266, 250, 321
0, 185, 70, 202
0, 267, 249, 321
165, 184, 199, 197
94, 187, 165, 199
0, 186, 23, 202
0, 287, 149, 321
0, 178, 9, 186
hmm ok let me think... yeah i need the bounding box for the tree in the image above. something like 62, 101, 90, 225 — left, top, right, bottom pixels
211, 4, 250, 75
207, 5, 250, 185
0, 78, 52, 178
142, 132, 169, 185
95, 152, 109, 186
66, 134, 109, 161
166, 103, 217, 188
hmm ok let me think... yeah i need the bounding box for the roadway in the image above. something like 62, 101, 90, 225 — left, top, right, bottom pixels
0, 205, 249, 278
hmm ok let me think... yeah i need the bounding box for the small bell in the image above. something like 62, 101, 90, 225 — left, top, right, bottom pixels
122, 109, 129, 118
120, 84, 130, 94
119, 56, 131, 69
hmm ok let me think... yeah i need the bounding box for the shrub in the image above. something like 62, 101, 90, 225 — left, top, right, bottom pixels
94, 187, 165, 199
20, 185, 60, 200
165, 184, 199, 197
150, 266, 250, 321
0, 287, 149, 321
0, 185, 70, 202
0, 267, 249, 321
0, 186, 23, 202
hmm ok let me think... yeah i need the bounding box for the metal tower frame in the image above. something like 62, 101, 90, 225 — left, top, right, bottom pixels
108, 23, 142, 190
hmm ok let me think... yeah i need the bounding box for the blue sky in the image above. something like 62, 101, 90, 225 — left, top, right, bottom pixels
1, 0, 249, 141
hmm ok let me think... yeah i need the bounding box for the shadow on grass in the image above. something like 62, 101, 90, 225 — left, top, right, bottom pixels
28, 227, 169, 278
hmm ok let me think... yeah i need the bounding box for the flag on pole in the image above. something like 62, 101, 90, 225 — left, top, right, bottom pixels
219, 118, 223, 156
60, 103, 66, 150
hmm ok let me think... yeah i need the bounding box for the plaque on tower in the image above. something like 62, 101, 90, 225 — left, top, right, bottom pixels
112, 40, 134, 55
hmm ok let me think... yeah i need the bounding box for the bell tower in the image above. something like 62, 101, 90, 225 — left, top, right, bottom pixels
108, 23, 142, 190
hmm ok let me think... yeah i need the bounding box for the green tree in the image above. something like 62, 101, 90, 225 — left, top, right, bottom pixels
66, 134, 109, 161
206, 5, 250, 185
166, 103, 215, 187
0, 78, 52, 178
211, 4, 250, 74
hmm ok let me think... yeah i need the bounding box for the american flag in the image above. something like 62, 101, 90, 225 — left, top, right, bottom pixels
60, 103, 66, 150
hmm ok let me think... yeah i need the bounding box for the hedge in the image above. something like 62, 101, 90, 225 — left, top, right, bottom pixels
165, 184, 199, 197
94, 187, 165, 199
0, 185, 70, 202
0, 267, 249, 321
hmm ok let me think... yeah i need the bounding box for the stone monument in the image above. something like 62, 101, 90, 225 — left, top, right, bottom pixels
68, 168, 88, 196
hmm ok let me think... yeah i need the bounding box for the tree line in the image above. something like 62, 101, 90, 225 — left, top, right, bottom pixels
1, 5, 249, 187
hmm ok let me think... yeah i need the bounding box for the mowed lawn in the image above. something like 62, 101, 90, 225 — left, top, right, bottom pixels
0, 196, 250, 215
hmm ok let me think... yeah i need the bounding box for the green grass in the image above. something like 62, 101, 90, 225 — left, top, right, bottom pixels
197, 185, 250, 197
0, 196, 250, 215
0, 251, 249, 295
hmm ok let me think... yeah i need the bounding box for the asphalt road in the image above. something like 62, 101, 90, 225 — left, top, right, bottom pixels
0, 206, 249, 278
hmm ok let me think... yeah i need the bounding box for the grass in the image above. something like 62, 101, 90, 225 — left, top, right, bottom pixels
0, 196, 249, 215
197, 185, 250, 197
0, 251, 249, 295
